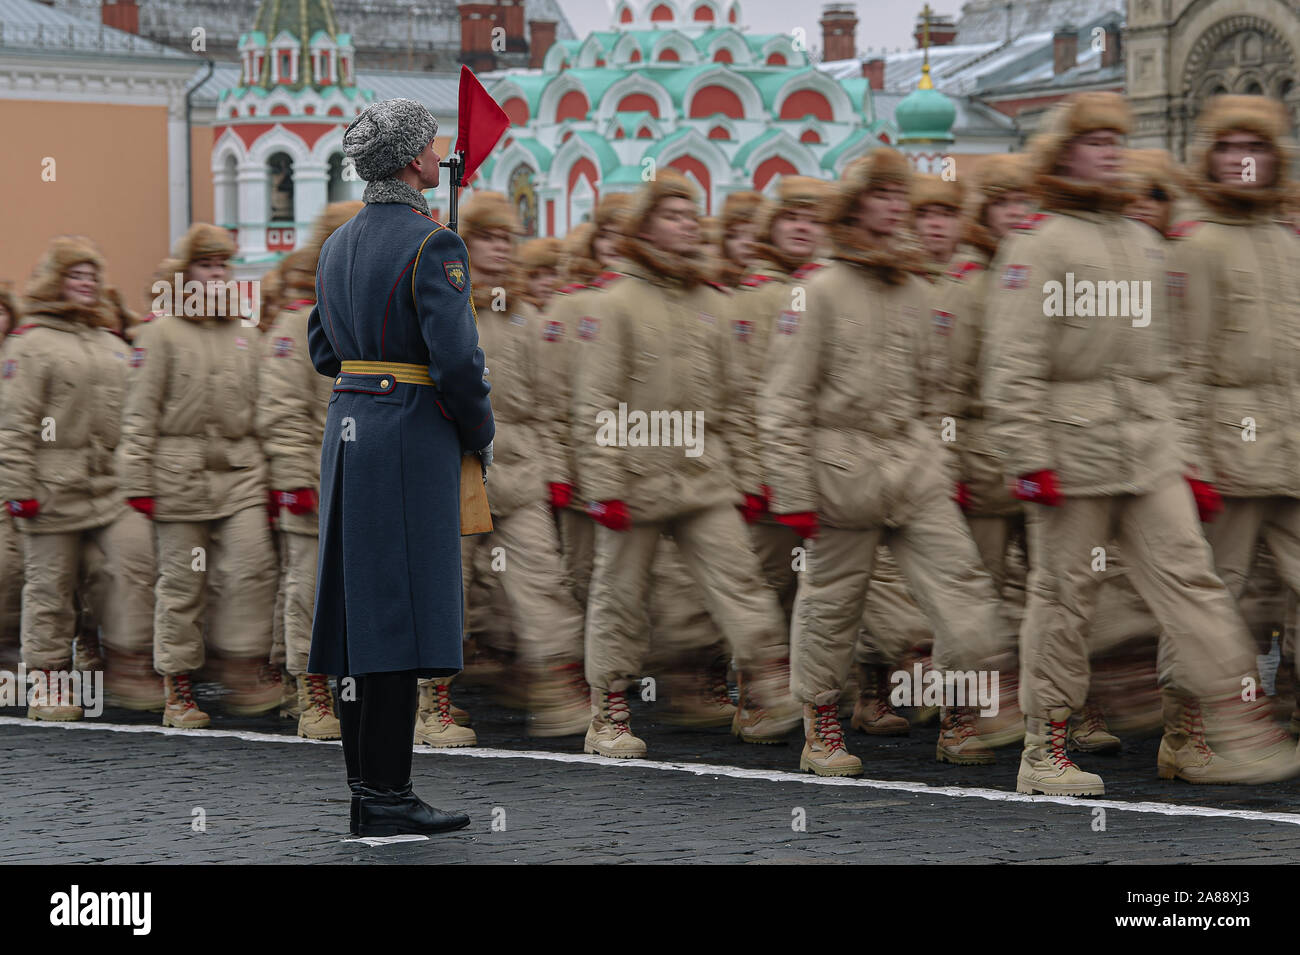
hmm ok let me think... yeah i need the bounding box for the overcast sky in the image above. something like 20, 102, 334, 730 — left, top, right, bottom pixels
557, 0, 959, 58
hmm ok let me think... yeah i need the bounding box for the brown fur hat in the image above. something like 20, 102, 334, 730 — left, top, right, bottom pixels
519, 237, 564, 274
0, 283, 22, 332
460, 191, 524, 244
1186, 94, 1293, 193
25, 236, 105, 304
304, 200, 363, 259
594, 192, 633, 234
910, 174, 964, 212
623, 169, 700, 239
827, 147, 913, 226
720, 190, 764, 236
562, 222, 601, 285
1029, 92, 1133, 180
752, 176, 831, 243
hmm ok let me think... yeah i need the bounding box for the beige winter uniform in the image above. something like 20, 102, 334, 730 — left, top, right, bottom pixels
574, 232, 785, 692
982, 121, 1261, 715
119, 234, 275, 676
759, 243, 1000, 704
1166, 95, 1300, 655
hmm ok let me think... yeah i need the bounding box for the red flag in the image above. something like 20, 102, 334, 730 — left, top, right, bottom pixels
455, 65, 510, 185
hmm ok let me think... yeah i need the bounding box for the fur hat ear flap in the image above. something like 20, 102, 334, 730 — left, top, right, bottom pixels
594, 192, 633, 233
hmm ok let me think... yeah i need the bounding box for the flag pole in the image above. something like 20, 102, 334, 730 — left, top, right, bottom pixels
440, 151, 464, 233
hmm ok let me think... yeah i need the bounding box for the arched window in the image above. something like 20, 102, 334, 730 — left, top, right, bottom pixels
713, 48, 733, 63
328, 153, 347, 202
650, 3, 674, 22
766, 52, 787, 66
658, 48, 680, 62
268, 152, 295, 222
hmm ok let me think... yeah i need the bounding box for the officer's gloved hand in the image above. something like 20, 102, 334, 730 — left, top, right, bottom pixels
278, 488, 319, 516
126, 497, 155, 519
586, 499, 631, 531
7, 499, 38, 519
548, 482, 573, 511
774, 511, 819, 540
1186, 477, 1223, 523
1011, 470, 1061, 507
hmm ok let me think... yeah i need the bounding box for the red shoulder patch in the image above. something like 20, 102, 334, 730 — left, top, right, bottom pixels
592, 270, 623, 290
792, 262, 824, 281
7, 323, 37, 337
1168, 220, 1204, 239
1014, 212, 1052, 232
946, 260, 986, 282
741, 273, 774, 288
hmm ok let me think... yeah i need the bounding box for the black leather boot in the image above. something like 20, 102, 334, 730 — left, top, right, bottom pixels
356, 781, 470, 836
348, 777, 362, 837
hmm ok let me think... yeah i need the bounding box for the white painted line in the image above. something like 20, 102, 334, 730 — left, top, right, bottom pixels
3, 715, 1299, 827
342, 834, 430, 847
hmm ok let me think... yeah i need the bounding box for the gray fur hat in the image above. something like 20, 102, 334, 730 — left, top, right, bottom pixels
344, 98, 440, 182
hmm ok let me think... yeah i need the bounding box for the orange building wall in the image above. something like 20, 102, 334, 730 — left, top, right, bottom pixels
0, 100, 175, 316
190, 124, 215, 229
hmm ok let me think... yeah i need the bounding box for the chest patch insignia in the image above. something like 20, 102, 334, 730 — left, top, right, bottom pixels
543, 320, 564, 342
933, 309, 954, 335
444, 260, 467, 291
578, 317, 599, 341
1167, 272, 1187, 298
1, 359, 15, 379
698, 312, 715, 326
1001, 264, 1029, 290
273, 336, 294, 357
777, 310, 799, 335
509, 312, 527, 327
733, 319, 753, 343
234, 336, 249, 350
130, 347, 146, 369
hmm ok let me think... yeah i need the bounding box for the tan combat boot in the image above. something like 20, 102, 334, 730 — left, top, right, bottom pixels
414, 679, 477, 747
296, 673, 341, 740
222, 660, 285, 717
279, 667, 303, 719
1015, 708, 1104, 796
799, 702, 863, 777
28, 669, 84, 722
850, 664, 909, 736
103, 646, 165, 712
661, 652, 736, 728
731, 660, 801, 744
1156, 691, 1239, 783
1069, 699, 1122, 754
975, 663, 1024, 748
162, 674, 211, 729
937, 706, 996, 765
526, 661, 591, 737
1165, 691, 1300, 784
583, 688, 646, 758
74, 628, 104, 672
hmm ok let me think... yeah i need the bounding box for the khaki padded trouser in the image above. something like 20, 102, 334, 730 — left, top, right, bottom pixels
462, 500, 583, 667
792, 497, 1001, 706
20, 510, 154, 669
585, 503, 787, 692
557, 507, 596, 610
1018, 477, 1258, 717
152, 506, 275, 675
748, 521, 801, 627
1207, 498, 1300, 655
0, 513, 21, 651
279, 531, 318, 676
646, 535, 726, 668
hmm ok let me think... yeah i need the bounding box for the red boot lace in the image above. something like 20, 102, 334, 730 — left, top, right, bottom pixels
1182, 697, 1214, 760
432, 682, 456, 727
815, 704, 847, 753
948, 707, 978, 740
560, 662, 590, 702
605, 691, 632, 736
307, 674, 332, 715
1079, 701, 1107, 736
1047, 719, 1077, 769
173, 674, 198, 711
707, 663, 732, 707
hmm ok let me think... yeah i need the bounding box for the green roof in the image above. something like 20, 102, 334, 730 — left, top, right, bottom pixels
643, 126, 691, 159
247, 0, 344, 89
492, 72, 551, 115
896, 85, 956, 143
554, 68, 631, 115
731, 128, 779, 168
610, 111, 658, 137
603, 164, 650, 185
571, 130, 621, 174
510, 136, 554, 172
820, 127, 869, 170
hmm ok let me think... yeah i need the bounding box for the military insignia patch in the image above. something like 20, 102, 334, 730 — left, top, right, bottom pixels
509, 312, 527, 327
543, 320, 564, 342
578, 317, 599, 340
130, 347, 146, 369
444, 260, 467, 291
234, 336, 248, 350
777, 310, 799, 335
698, 312, 715, 326
1167, 272, 1187, 298
273, 336, 294, 357
933, 309, 954, 335
733, 319, 753, 343
1001, 264, 1029, 290
1, 359, 15, 379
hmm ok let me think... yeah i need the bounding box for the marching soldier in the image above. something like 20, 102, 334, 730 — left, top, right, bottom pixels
443, 191, 589, 741
1166, 93, 1300, 773
910, 174, 964, 276
0, 285, 22, 655
0, 237, 153, 719
713, 191, 763, 288
984, 92, 1296, 793
1123, 149, 1181, 237
257, 202, 362, 740
517, 237, 564, 313
574, 170, 800, 758
760, 149, 1003, 777
119, 224, 280, 728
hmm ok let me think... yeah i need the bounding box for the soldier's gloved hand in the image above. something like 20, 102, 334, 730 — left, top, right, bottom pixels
1011, 470, 1061, 507
774, 511, 819, 540
548, 482, 573, 511
126, 497, 155, 519
586, 499, 631, 531
7, 499, 38, 519
953, 481, 972, 512
737, 492, 766, 524
759, 484, 774, 510
475, 441, 494, 471
278, 488, 319, 516
1186, 477, 1223, 523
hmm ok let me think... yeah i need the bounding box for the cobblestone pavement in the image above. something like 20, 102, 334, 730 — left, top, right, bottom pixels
3, 682, 1300, 864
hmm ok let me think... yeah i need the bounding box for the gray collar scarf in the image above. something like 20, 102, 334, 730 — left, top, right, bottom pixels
363, 179, 431, 216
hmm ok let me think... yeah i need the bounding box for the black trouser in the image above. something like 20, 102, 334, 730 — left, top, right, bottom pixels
338, 670, 419, 790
